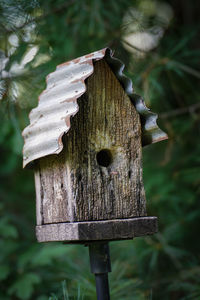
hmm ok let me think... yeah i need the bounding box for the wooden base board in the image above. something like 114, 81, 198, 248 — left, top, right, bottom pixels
36, 217, 158, 243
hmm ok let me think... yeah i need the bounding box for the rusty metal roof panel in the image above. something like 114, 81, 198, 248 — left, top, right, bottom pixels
22, 48, 167, 168
104, 48, 168, 146
22, 49, 106, 168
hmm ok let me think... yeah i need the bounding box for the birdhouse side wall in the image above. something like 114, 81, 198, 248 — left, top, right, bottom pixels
35, 59, 147, 225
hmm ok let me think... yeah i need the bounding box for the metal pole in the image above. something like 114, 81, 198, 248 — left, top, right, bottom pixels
88, 242, 111, 300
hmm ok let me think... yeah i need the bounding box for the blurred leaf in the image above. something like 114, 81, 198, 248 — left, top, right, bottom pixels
0, 265, 10, 280
0, 217, 18, 238
31, 244, 70, 266
8, 273, 40, 299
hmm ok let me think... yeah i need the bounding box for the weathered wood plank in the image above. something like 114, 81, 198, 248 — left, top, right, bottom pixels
36, 59, 146, 225
36, 153, 71, 223
34, 168, 42, 225
36, 217, 157, 242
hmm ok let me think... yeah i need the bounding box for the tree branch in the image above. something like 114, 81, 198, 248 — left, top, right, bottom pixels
159, 103, 200, 119
122, 39, 148, 53
4, 0, 76, 34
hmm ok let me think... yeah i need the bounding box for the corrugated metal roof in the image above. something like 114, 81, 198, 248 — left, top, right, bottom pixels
104, 49, 167, 146
22, 48, 167, 168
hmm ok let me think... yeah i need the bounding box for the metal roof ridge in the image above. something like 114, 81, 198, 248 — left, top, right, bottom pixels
104, 48, 168, 146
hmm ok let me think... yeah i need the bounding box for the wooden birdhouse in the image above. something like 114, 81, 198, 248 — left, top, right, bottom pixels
22, 48, 167, 243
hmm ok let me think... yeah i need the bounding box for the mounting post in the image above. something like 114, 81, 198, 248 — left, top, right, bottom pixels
88, 242, 111, 300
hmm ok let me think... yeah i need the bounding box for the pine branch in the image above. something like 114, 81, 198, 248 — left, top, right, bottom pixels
122, 39, 148, 53
171, 60, 200, 79
160, 103, 200, 119
4, 0, 76, 34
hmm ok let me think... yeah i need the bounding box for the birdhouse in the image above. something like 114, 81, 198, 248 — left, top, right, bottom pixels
22, 48, 167, 243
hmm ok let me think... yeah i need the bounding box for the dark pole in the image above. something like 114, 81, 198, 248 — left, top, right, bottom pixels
88, 242, 111, 300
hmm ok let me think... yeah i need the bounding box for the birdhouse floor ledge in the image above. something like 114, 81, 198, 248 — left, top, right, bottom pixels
36, 216, 157, 243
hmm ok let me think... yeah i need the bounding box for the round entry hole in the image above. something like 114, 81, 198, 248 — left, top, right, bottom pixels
96, 149, 112, 167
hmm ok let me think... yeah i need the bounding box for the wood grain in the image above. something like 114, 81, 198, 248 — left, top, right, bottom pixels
36, 217, 157, 242
35, 59, 147, 225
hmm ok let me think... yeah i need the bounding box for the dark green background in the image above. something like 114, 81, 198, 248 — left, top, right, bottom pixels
0, 0, 199, 299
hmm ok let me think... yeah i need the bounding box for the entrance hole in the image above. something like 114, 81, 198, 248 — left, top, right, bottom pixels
96, 149, 112, 167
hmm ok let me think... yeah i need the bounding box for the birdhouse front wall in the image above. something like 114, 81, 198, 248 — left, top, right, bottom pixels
34, 59, 147, 225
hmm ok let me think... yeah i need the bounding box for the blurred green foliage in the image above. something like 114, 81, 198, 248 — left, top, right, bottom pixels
0, 0, 200, 299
